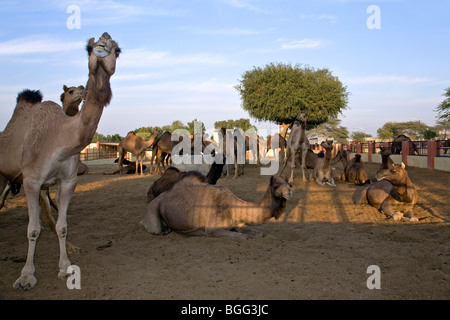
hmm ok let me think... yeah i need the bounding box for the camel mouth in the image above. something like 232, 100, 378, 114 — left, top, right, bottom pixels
93, 44, 111, 58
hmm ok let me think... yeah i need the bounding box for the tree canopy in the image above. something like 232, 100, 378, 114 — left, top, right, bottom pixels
214, 118, 256, 132
235, 62, 349, 127
436, 87, 450, 121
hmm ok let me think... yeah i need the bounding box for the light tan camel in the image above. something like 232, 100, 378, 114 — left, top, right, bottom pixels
118, 129, 161, 175
0, 32, 120, 290
279, 113, 309, 183
311, 140, 336, 186
358, 162, 419, 222
341, 154, 370, 185
141, 174, 292, 239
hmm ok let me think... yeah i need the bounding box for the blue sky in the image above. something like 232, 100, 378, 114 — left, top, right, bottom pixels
0, 0, 449, 137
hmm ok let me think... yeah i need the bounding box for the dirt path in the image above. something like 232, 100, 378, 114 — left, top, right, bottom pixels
0, 160, 449, 300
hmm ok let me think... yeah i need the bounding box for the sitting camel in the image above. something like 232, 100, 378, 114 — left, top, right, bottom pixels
375, 146, 394, 180
146, 154, 226, 203
357, 162, 418, 221
311, 140, 336, 186
341, 154, 370, 185
141, 174, 292, 239
279, 113, 309, 183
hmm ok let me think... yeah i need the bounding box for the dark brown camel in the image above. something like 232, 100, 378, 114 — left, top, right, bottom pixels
391, 134, 419, 155
358, 162, 418, 221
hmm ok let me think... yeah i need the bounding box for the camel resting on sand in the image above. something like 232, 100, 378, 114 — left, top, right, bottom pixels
357, 162, 418, 222
341, 154, 370, 185
141, 174, 292, 239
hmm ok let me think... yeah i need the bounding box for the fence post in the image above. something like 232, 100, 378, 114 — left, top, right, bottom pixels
356, 143, 362, 154
368, 143, 375, 163
427, 140, 438, 169
401, 141, 410, 165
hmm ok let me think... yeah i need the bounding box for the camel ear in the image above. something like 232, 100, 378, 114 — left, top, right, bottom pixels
270, 175, 276, 184
63, 85, 68, 91
401, 162, 406, 169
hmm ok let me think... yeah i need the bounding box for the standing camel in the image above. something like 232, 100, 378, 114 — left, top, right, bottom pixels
279, 113, 309, 183
0, 32, 120, 290
118, 129, 161, 175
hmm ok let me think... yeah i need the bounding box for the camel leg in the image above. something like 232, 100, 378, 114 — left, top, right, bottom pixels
301, 149, 309, 182
141, 197, 164, 234
13, 180, 41, 290
279, 148, 290, 176
0, 181, 11, 210
54, 177, 76, 279
39, 189, 80, 254
205, 227, 250, 239
380, 200, 403, 221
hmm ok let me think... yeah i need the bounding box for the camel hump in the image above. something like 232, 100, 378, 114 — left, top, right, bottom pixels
17, 89, 43, 104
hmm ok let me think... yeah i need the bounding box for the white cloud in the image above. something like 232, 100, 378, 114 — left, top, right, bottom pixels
278, 38, 322, 49
300, 13, 338, 24
0, 35, 84, 55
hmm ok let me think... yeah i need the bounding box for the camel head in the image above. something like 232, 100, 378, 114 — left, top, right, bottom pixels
86, 32, 121, 77
61, 85, 84, 116
320, 139, 333, 151
270, 175, 292, 219
378, 162, 408, 183
295, 113, 307, 123
379, 146, 392, 156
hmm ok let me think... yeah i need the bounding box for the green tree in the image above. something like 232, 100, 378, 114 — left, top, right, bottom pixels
351, 131, 370, 143
214, 118, 256, 132
306, 117, 349, 143
234, 62, 349, 127
187, 119, 206, 135
436, 87, 450, 121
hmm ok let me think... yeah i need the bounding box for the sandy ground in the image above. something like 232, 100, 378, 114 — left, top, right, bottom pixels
0, 159, 449, 301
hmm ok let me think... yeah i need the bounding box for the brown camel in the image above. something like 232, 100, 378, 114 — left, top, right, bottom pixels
311, 140, 336, 186
0, 32, 120, 290
279, 113, 309, 183
150, 131, 179, 174
141, 174, 292, 239
118, 129, 161, 175
375, 146, 394, 180
358, 162, 419, 222
341, 154, 370, 185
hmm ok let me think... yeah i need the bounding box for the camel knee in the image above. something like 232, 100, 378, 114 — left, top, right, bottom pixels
28, 228, 41, 242
55, 223, 68, 239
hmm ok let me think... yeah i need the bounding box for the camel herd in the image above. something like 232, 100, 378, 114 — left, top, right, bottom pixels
0, 32, 420, 291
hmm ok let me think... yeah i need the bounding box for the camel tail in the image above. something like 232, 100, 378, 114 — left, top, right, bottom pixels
17, 89, 43, 104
